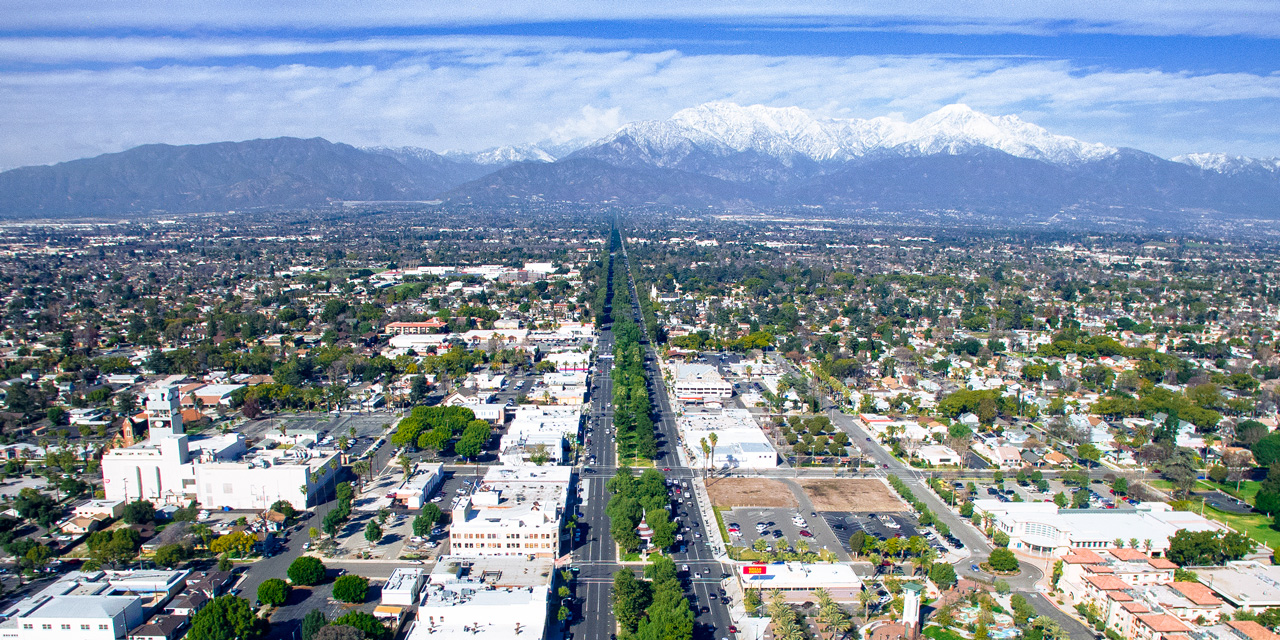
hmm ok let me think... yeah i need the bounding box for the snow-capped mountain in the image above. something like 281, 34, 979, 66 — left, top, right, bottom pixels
1172, 152, 1280, 175
444, 144, 556, 165
575, 102, 1117, 169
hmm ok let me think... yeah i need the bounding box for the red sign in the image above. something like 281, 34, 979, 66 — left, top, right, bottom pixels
742, 566, 767, 575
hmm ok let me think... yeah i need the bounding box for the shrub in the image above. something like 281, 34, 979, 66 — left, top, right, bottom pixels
257, 578, 290, 607
988, 548, 1020, 572
331, 611, 389, 640
287, 556, 326, 586
332, 575, 368, 603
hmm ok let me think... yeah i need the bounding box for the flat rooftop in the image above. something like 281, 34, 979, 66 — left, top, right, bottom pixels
1196, 562, 1280, 607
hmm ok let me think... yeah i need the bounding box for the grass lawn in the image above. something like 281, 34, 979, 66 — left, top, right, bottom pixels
1198, 502, 1280, 550
1203, 479, 1261, 504
712, 506, 731, 544
924, 625, 971, 640
1146, 479, 1175, 491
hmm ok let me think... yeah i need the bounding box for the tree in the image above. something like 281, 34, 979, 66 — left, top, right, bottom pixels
988, 548, 1020, 572
1209, 464, 1229, 484
187, 595, 267, 640
414, 505, 443, 536
1053, 492, 1068, 508
257, 578, 290, 607
122, 499, 155, 525
993, 530, 1010, 548
300, 610, 328, 640
331, 611, 391, 640
363, 520, 382, 544
1166, 529, 1257, 566
313, 627, 365, 640
1254, 432, 1280, 467
1077, 443, 1101, 466
153, 543, 188, 568
1161, 448, 1200, 496
930, 562, 957, 589
287, 556, 326, 586
210, 531, 256, 558
269, 500, 297, 519
87, 528, 142, 568
332, 575, 369, 604
612, 568, 652, 633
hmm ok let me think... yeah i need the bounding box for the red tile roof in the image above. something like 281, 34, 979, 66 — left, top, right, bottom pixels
1228, 620, 1280, 640
1122, 602, 1150, 613
1148, 558, 1178, 570
1086, 575, 1132, 591
1064, 549, 1105, 564
1169, 581, 1224, 606
1136, 614, 1192, 633
1108, 548, 1150, 562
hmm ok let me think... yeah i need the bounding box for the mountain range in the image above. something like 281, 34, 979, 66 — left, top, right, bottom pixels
0, 102, 1277, 218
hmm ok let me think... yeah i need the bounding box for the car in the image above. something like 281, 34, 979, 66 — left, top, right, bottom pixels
682, 564, 690, 572
971, 564, 981, 572
663, 467, 671, 471
431, 495, 444, 503
799, 530, 813, 537
772, 530, 784, 538
700, 606, 710, 613
728, 625, 738, 633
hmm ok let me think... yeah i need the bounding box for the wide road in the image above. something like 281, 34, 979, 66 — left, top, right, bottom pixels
622, 242, 734, 639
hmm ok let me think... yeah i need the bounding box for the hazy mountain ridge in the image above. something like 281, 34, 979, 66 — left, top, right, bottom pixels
1, 102, 1277, 218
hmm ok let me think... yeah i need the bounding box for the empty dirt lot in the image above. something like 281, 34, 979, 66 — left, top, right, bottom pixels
798, 479, 909, 512
706, 478, 799, 508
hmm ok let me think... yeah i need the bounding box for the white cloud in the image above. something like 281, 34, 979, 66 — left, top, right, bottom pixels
1, 49, 1279, 169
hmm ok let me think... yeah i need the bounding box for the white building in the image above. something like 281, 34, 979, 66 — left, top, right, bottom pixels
409, 557, 551, 640
193, 447, 340, 511
449, 467, 569, 559
103, 384, 338, 509
385, 463, 446, 509
669, 363, 734, 404
0, 570, 187, 640
381, 568, 424, 607
678, 409, 777, 470
738, 562, 864, 603
917, 444, 961, 467
498, 406, 580, 466
544, 350, 590, 372
975, 500, 1225, 556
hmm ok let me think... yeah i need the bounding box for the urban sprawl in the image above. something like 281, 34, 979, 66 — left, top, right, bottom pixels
0, 206, 1277, 640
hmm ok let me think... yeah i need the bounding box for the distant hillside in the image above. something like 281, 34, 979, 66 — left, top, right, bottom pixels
2, 102, 1279, 219
0, 137, 485, 217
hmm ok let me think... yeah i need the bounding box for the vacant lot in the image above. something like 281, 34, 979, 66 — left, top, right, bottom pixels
798, 479, 908, 512
706, 478, 798, 508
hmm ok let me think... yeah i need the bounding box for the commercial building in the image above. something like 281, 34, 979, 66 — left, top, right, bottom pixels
381, 568, 424, 607
974, 500, 1224, 557
406, 557, 552, 640
917, 444, 961, 466
0, 570, 188, 640
193, 447, 340, 511
449, 467, 570, 559
385, 463, 445, 509
668, 363, 733, 404
498, 405, 581, 466
102, 385, 339, 509
737, 562, 864, 603
678, 409, 777, 470
1195, 562, 1280, 612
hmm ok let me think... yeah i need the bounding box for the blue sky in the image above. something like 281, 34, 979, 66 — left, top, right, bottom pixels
2, 1, 1279, 168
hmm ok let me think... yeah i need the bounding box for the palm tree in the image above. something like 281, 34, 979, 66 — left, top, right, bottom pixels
700, 438, 711, 477
708, 432, 718, 476
352, 459, 371, 483
398, 453, 412, 479
858, 589, 875, 624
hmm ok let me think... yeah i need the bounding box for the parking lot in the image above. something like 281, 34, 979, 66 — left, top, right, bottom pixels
322, 465, 479, 561
722, 507, 849, 559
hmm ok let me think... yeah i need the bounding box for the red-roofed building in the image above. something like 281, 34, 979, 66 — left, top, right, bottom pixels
1228, 620, 1280, 640
1133, 613, 1192, 640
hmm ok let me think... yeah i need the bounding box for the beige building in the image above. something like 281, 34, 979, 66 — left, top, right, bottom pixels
449, 466, 569, 559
